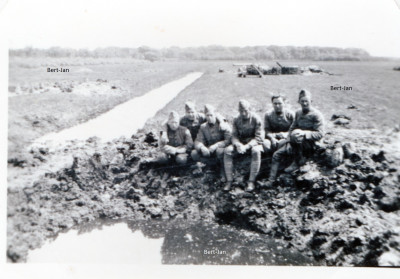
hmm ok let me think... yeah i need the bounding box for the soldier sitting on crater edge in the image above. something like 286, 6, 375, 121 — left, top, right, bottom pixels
264, 89, 325, 188
223, 99, 264, 192
180, 101, 207, 142
191, 104, 231, 181
263, 95, 295, 153
156, 111, 194, 165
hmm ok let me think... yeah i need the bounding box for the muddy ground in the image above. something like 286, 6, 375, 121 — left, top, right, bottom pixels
7, 126, 400, 266
7, 59, 400, 266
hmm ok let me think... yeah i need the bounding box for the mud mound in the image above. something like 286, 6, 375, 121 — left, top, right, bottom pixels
7, 132, 400, 266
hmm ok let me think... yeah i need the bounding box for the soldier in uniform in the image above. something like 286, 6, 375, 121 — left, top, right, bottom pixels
192, 104, 231, 180
264, 89, 324, 187
180, 101, 207, 141
157, 111, 194, 165
224, 100, 264, 192
263, 95, 295, 153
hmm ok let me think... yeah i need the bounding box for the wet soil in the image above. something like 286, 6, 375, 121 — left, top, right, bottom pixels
7, 128, 400, 266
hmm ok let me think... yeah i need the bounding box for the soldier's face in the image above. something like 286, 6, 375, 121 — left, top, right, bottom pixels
299, 96, 311, 111
272, 98, 284, 113
239, 107, 250, 119
168, 120, 179, 131
206, 112, 216, 125
186, 108, 196, 121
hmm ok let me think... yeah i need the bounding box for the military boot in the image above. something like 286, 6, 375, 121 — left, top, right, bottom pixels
264, 161, 279, 188
264, 180, 274, 188
246, 181, 255, 192
284, 161, 299, 173
223, 181, 232, 191
220, 167, 226, 183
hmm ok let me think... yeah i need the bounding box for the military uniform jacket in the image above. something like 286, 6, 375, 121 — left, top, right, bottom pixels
264, 109, 294, 138
180, 113, 207, 141
195, 117, 231, 148
232, 113, 264, 146
166, 125, 194, 149
288, 107, 324, 141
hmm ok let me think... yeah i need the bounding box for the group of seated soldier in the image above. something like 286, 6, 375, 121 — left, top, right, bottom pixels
156, 89, 325, 192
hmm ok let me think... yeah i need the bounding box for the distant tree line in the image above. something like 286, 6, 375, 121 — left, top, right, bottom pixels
9, 45, 371, 61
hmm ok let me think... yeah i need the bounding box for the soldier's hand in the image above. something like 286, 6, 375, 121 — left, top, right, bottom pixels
276, 133, 285, 140
163, 145, 176, 155
233, 142, 241, 150
208, 144, 218, 153
236, 144, 246, 154
160, 137, 168, 145
201, 146, 211, 157
175, 147, 186, 154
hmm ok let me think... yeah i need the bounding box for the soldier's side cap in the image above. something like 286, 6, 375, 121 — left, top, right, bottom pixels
185, 101, 196, 111
238, 99, 251, 110
204, 104, 215, 114
298, 89, 312, 100
168, 111, 180, 122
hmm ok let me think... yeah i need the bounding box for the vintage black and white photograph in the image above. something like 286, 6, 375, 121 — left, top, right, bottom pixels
2, 0, 400, 277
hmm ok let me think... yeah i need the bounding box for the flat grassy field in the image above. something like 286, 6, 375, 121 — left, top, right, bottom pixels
8, 58, 400, 159
8, 59, 218, 157
145, 60, 400, 134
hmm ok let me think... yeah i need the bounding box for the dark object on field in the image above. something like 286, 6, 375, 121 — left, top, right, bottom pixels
393, 67, 400, 71
8, 158, 27, 168
307, 65, 323, 73
333, 118, 350, 126
262, 66, 281, 75
331, 114, 351, 126
236, 64, 263, 78
347, 104, 358, 109
111, 85, 117, 89
144, 132, 158, 146
276, 62, 300, 75
331, 114, 351, 121
218, 68, 224, 73
96, 79, 108, 83
234, 62, 331, 76
371, 151, 386, 163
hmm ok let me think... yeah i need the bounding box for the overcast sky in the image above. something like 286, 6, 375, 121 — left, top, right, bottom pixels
1, 0, 400, 57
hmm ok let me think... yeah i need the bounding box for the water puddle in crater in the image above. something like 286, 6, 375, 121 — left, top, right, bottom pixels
27, 218, 315, 265
27, 222, 163, 264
